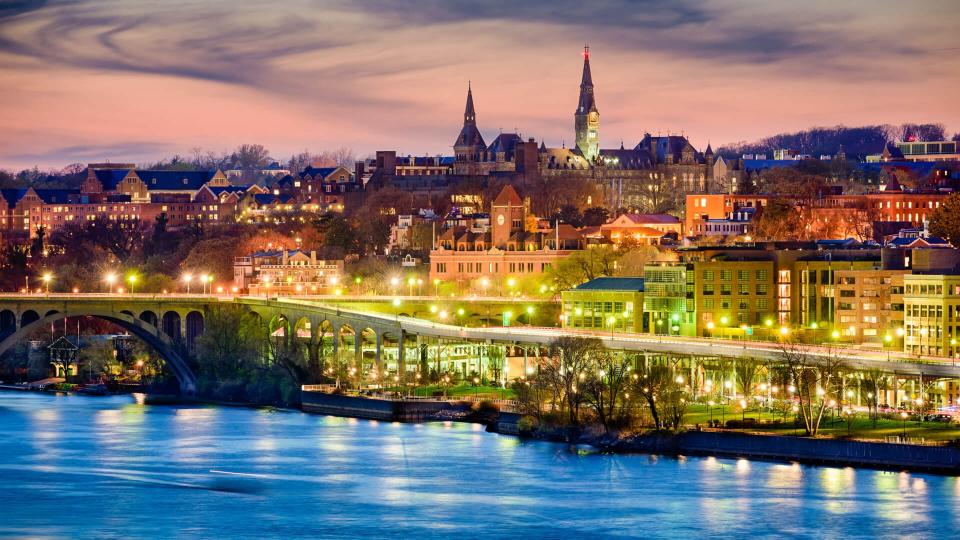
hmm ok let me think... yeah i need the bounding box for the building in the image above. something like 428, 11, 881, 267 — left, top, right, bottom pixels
834, 269, 904, 345
0, 165, 250, 242
428, 185, 584, 284
234, 250, 344, 295
600, 213, 682, 245
371, 47, 715, 214
685, 192, 951, 241
561, 277, 644, 333
642, 263, 692, 335
701, 207, 755, 238
870, 140, 960, 163
902, 274, 960, 358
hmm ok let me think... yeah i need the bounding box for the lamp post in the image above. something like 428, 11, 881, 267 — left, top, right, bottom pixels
42, 273, 52, 294
127, 274, 137, 294
183, 273, 193, 294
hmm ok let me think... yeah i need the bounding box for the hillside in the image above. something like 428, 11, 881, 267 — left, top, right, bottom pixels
718, 123, 955, 160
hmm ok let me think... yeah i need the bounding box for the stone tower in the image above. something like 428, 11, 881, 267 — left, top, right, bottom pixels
574, 45, 599, 162
453, 82, 486, 174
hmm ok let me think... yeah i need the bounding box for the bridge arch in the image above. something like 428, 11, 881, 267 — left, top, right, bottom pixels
21, 310, 39, 328
162, 311, 181, 341
0, 309, 197, 394
140, 310, 158, 327
185, 311, 204, 352
0, 309, 15, 339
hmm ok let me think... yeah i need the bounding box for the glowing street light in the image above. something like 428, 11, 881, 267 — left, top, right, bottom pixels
182, 273, 193, 293
127, 274, 138, 294
41, 273, 52, 294
104, 273, 117, 293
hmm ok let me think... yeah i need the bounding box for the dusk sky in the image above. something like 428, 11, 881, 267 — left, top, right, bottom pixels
1, 0, 958, 170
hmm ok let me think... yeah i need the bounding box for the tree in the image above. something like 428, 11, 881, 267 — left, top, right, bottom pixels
195, 306, 262, 380
581, 206, 610, 227
861, 368, 887, 428
486, 345, 505, 385
313, 213, 358, 255
929, 193, 960, 246
232, 144, 271, 182
754, 198, 799, 241
542, 336, 606, 427
30, 225, 46, 259
553, 204, 583, 227
629, 360, 683, 430
181, 236, 244, 283
549, 246, 621, 289
581, 352, 631, 432
777, 342, 847, 436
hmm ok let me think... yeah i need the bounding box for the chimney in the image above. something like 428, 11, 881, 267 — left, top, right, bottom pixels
311, 250, 317, 264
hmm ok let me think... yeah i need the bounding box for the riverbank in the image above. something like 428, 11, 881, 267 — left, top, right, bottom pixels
489, 412, 960, 475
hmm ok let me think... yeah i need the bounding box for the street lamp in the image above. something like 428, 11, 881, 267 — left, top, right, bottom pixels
104, 273, 117, 293
127, 274, 137, 294
41, 273, 52, 294
182, 273, 193, 294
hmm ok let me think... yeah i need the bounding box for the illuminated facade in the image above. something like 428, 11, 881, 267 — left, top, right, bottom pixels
902, 274, 960, 358
561, 277, 644, 333
235, 249, 345, 295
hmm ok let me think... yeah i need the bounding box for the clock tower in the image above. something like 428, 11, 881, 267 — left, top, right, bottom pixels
490, 185, 524, 249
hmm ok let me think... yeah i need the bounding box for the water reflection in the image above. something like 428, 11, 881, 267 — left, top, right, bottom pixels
0, 393, 958, 539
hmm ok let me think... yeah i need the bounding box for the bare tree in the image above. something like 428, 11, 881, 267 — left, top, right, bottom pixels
581, 351, 631, 432
542, 336, 605, 427
778, 342, 848, 436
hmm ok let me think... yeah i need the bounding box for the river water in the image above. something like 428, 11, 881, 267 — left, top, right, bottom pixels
0, 393, 957, 539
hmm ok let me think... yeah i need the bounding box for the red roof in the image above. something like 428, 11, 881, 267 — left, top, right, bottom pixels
492, 185, 523, 206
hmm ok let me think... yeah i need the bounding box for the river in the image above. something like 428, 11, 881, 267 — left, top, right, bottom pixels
0, 393, 957, 539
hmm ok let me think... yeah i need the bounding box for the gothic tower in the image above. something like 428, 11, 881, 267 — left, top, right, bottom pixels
574, 45, 599, 162
453, 82, 486, 174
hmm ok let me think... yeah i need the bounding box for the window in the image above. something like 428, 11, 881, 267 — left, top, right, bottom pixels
738, 270, 749, 281
720, 270, 732, 281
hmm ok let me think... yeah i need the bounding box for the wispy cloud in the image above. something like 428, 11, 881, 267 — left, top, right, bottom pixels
0, 0, 957, 169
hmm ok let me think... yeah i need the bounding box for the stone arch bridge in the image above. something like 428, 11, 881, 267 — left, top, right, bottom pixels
1, 294, 957, 395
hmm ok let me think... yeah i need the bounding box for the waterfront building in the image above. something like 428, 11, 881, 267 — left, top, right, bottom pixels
642, 263, 692, 335
234, 249, 345, 295
561, 277, 644, 333
834, 269, 904, 345
902, 274, 960, 358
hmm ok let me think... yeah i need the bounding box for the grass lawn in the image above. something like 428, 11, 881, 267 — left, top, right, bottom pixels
684, 403, 960, 442
407, 383, 515, 400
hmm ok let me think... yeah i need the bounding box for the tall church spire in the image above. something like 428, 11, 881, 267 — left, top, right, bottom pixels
464, 80, 476, 125
574, 45, 599, 162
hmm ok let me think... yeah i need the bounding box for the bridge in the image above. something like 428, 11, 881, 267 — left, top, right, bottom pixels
1, 294, 958, 395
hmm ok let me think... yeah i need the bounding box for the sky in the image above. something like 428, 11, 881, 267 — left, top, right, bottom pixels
1, 0, 959, 170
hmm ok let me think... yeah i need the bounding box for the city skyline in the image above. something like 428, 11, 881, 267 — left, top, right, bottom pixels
1, 0, 959, 169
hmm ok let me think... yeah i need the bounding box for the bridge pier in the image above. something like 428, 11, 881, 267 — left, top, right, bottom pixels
397, 332, 406, 379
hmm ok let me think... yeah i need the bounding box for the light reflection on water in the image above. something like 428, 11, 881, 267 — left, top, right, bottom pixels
0, 393, 958, 539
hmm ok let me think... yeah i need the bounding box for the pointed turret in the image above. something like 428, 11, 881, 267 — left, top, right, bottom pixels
574, 45, 600, 162
453, 82, 486, 170
464, 81, 476, 125
576, 45, 597, 115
